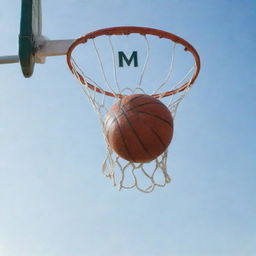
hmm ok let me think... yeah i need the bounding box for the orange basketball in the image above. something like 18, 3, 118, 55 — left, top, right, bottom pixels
104, 94, 173, 163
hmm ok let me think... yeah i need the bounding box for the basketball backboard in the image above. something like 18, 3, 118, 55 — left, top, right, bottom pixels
19, 0, 42, 77
0, 0, 74, 77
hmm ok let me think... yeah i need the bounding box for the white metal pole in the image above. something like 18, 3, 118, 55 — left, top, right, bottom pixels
0, 55, 19, 64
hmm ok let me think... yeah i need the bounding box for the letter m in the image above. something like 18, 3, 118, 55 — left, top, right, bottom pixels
118, 51, 138, 67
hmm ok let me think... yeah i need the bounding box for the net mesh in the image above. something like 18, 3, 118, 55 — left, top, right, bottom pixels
68, 33, 196, 193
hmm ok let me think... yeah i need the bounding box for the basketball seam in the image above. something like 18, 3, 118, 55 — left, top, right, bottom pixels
149, 127, 167, 151
122, 94, 146, 107
125, 102, 166, 112
107, 95, 167, 121
107, 102, 168, 122
135, 110, 173, 127
121, 106, 154, 160
113, 113, 136, 162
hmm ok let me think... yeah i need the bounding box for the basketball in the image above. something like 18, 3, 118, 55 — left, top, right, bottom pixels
104, 94, 173, 163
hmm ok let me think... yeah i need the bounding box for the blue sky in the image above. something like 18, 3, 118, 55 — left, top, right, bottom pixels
0, 1, 255, 256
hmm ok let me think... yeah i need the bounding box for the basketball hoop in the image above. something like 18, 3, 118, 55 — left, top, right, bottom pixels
66, 26, 201, 193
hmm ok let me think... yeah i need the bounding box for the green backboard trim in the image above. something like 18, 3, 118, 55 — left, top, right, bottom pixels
19, 0, 41, 77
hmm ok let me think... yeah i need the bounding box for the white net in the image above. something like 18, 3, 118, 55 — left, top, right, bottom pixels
68, 32, 197, 193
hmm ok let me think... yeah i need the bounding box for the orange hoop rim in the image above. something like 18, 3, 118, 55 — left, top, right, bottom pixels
66, 26, 201, 98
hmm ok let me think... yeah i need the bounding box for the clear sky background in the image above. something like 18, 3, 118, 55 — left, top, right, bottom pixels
0, 1, 256, 256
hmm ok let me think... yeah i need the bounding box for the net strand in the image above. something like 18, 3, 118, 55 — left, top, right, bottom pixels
153, 42, 176, 96
108, 36, 121, 94
92, 39, 118, 97
137, 35, 150, 88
